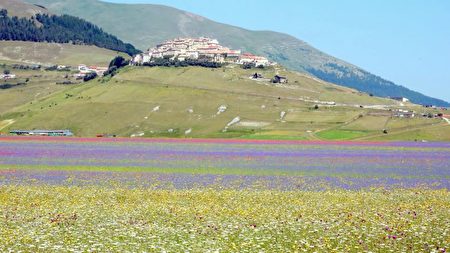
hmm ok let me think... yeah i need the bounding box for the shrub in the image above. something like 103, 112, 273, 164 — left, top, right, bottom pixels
83, 72, 97, 82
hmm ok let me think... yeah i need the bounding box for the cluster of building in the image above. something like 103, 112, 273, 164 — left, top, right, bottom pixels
132, 37, 273, 67
392, 109, 448, 119
392, 109, 415, 118
74, 65, 108, 79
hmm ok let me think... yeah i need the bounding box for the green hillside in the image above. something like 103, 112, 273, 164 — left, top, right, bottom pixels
0, 42, 127, 115
24, 0, 450, 107
0, 41, 127, 66
2, 65, 448, 140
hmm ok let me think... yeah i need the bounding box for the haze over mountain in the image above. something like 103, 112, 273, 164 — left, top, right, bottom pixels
23, 0, 450, 107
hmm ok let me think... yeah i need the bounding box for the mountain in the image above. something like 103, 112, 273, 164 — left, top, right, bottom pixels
23, 0, 450, 107
0, 0, 140, 55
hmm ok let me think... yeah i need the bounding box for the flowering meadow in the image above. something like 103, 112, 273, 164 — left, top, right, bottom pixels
0, 136, 449, 252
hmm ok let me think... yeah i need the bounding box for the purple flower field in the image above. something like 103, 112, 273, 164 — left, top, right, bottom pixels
1, 137, 449, 189
1, 137, 450, 252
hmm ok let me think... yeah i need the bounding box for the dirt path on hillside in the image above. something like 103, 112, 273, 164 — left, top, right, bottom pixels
443, 117, 450, 125
0, 119, 15, 132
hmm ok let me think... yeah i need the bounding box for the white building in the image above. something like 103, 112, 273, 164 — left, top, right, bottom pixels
0, 74, 16, 80
391, 97, 410, 103
142, 54, 152, 63
131, 37, 272, 66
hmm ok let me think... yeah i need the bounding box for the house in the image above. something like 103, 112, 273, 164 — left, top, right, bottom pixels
225, 50, 241, 63
390, 97, 410, 103
186, 50, 199, 60
78, 64, 94, 74
132, 54, 143, 64
252, 73, 264, 79
238, 53, 270, 66
142, 54, 152, 63
0, 74, 16, 80
78, 65, 107, 76
393, 109, 415, 118
272, 75, 288, 84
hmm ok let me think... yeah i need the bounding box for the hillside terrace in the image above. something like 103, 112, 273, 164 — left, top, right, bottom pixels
131, 37, 273, 67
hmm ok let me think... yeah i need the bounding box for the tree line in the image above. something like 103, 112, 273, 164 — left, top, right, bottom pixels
0, 9, 140, 56
141, 58, 222, 68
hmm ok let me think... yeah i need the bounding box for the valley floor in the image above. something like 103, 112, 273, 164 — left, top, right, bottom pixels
1, 186, 448, 252
0, 137, 449, 252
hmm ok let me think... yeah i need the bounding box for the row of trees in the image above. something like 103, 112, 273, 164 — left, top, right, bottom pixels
103, 56, 130, 77
0, 9, 140, 56
141, 58, 222, 68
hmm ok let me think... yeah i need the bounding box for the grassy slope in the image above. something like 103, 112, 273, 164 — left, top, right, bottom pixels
0, 42, 128, 116
2, 65, 448, 140
24, 0, 450, 107
0, 0, 48, 18
0, 66, 68, 115
0, 41, 127, 66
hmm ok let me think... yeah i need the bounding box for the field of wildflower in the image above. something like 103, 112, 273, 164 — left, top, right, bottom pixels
0, 136, 449, 252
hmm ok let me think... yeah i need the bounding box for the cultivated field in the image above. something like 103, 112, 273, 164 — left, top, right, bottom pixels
0, 137, 449, 252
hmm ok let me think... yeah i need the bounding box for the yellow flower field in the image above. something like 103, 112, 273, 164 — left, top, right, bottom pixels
1, 186, 448, 252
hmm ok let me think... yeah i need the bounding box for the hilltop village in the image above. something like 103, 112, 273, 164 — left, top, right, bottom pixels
131, 37, 273, 67
2, 37, 449, 138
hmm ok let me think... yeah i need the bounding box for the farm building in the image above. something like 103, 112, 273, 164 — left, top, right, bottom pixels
390, 97, 410, 103
10, 130, 74, 136
0, 74, 16, 80
272, 75, 288, 84
393, 109, 415, 118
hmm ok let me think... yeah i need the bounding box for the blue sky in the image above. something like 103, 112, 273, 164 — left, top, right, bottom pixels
104, 0, 450, 102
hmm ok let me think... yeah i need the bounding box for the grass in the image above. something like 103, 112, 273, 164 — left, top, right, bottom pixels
368, 123, 450, 141
0, 41, 126, 67
239, 134, 307, 140
316, 129, 371, 140
0, 164, 413, 178
0, 67, 69, 114
341, 115, 389, 131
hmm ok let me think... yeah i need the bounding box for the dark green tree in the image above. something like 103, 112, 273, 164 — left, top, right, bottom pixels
83, 72, 97, 82
0, 9, 141, 56
109, 56, 128, 68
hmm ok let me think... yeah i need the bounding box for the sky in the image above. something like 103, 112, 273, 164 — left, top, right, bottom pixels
104, 0, 450, 102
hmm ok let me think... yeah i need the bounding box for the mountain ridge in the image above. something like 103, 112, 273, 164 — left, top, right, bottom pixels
15, 0, 450, 106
